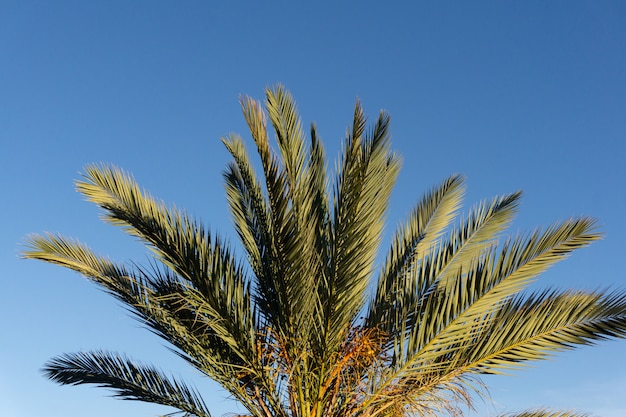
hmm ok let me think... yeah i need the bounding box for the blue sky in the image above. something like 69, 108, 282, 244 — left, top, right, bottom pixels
2, 1, 626, 416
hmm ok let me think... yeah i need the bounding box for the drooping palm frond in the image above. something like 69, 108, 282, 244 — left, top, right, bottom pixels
23, 222, 282, 416
24, 85, 626, 417
44, 351, 211, 417
75, 165, 258, 367
465, 288, 626, 374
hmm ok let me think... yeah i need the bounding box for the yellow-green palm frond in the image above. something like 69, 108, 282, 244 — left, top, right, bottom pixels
433, 191, 522, 291
465, 288, 626, 374
222, 133, 287, 331
362, 205, 607, 414
229, 86, 337, 415
222, 133, 270, 278
74, 164, 256, 360
23, 232, 145, 305
76, 164, 247, 311
330, 104, 401, 341
366, 190, 521, 367
22, 234, 248, 377
265, 85, 308, 195
233, 88, 326, 344
382, 174, 466, 285
368, 174, 465, 343
405, 217, 602, 370
23, 232, 285, 417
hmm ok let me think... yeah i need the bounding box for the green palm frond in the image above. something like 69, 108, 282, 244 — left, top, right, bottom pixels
22, 234, 247, 376
330, 105, 401, 338
466, 288, 626, 374
433, 191, 522, 291
382, 174, 466, 285
366, 191, 522, 367
368, 174, 465, 344
405, 217, 602, 368
228, 89, 336, 416
265, 85, 308, 194
222, 133, 270, 279
231, 90, 325, 343
75, 165, 256, 361
44, 351, 212, 417
76, 164, 248, 306
23, 233, 147, 308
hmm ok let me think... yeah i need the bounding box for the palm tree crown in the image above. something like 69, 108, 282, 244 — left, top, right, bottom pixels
24, 85, 626, 417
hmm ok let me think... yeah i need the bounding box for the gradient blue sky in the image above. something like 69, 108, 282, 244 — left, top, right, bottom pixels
2, 2, 626, 416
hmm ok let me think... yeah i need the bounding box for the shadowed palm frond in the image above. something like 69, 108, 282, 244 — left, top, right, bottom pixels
44, 351, 212, 417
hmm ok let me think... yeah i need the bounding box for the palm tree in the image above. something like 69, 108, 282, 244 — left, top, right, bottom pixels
24, 85, 626, 417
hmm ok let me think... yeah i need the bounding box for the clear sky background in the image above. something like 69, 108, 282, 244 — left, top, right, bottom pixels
2, 1, 625, 416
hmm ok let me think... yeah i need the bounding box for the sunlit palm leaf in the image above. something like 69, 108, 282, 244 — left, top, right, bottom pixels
368, 174, 465, 356
74, 165, 256, 364
466, 289, 626, 374
407, 217, 602, 369
331, 105, 401, 340
22, 234, 247, 377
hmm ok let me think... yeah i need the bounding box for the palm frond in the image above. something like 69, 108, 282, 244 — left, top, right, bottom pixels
76, 164, 246, 304
23, 232, 285, 417
74, 164, 256, 363
405, 217, 602, 369
44, 351, 212, 417
265, 85, 307, 196
22, 233, 147, 307
236, 90, 324, 345
235, 88, 334, 415
329, 104, 401, 345
23, 234, 253, 391
434, 191, 522, 291
222, 133, 270, 280
380, 174, 466, 287
465, 288, 626, 374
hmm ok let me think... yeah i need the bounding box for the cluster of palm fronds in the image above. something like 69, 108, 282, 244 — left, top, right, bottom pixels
24, 85, 626, 417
